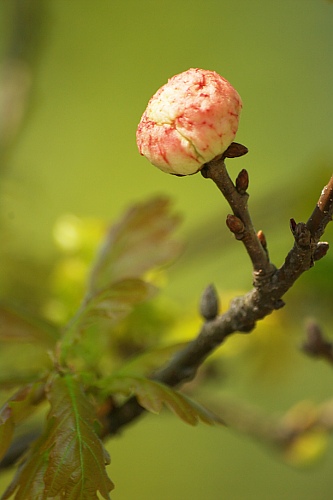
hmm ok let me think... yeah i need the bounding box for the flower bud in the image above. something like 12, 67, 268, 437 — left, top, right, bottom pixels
136, 68, 242, 175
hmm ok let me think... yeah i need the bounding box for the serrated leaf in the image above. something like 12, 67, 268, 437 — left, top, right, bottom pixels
0, 383, 45, 462
88, 197, 182, 294
106, 375, 222, 426
2, 375, 114, 500
60, 278, 156, 364
0, 305, 59, 346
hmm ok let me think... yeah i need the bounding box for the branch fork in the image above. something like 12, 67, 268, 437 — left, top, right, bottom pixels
102, 146, 333, 438
201, 144, 275, 279
3, 145, 332, 457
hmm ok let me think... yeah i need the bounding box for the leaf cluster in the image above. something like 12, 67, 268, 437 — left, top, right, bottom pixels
0, 197, 217, 498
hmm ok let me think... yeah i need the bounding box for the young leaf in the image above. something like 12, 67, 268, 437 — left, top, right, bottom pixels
59, 278, 157, 365
2, 374, 114, 499
0, 383, 45, 462
76, 278, 156, 330
105, 375, 222, 426
87, 197, 182, 294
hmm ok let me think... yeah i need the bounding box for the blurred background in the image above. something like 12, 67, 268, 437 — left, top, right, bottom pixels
0, 0, 332, 498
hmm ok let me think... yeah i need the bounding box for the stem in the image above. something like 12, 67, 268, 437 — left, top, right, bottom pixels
101, 172, 333, 438
202, 156, 275, 277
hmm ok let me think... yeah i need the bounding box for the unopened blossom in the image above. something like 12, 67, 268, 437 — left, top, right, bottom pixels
136, 68, 242, 175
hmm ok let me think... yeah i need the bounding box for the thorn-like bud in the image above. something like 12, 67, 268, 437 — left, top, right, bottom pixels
200, 284, 219, 320
290, 218, 297, 234
223, 142, 248, 159
257, 230, 267, 249
313, 242, 329, 261
226, 214, 244, 235
235, 169, 249, 194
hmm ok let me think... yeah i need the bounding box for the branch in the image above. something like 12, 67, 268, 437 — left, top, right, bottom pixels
102, 160, 333, 438
306, 174, 333, 240
201, 145, 275, 277
2, 157, 332, 465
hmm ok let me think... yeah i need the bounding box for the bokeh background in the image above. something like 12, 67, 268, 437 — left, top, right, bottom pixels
0, 0, 332, 498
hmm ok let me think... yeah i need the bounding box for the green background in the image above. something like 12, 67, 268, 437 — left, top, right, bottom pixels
0, 0, 333, 498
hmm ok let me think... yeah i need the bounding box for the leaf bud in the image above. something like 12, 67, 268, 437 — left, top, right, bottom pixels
313, 242, 329, 261
235, 168, 249, 194
226, 214, 244, 235
200, 284, 219, 320
257, 229, 267, 249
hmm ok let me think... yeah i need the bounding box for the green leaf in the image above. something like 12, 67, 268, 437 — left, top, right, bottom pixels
0, 383, 45, 462
76, 278, 156, 330
59, 278, 156, 365
105, 375, 222, 426
0, 305, 59, 346
2, 375, 114, 499
88, 197, 182, 294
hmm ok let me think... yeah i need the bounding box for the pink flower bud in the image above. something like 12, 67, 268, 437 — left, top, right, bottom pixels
136, 68, 242, 175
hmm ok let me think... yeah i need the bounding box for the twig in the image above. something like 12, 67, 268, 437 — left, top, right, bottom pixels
2, 160, 333, 463
201, 150, 275, 278
102, 165, 333, 438
306, 175, 333, 240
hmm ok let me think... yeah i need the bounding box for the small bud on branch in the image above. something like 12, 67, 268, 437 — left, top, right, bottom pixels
290, 218, 297, 234
200, 284, 219, 320
257, 230, 267, 250
313, 242, 329, 262
223, 142, 248, 159
226, 214, 245, 236
236, 169, 249, 194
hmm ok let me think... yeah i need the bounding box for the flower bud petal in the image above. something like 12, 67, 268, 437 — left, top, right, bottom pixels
136, 68, 242, 175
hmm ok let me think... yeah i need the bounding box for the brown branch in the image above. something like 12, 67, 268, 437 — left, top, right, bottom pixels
101, 161, 333, 438
2, 157, 333, 465
201, 152, 275, 277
